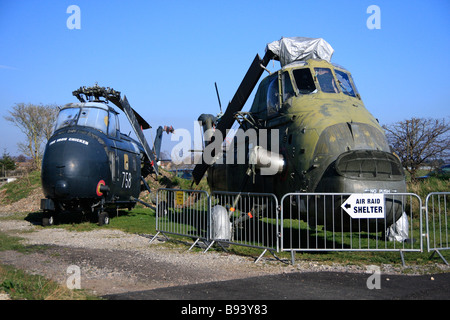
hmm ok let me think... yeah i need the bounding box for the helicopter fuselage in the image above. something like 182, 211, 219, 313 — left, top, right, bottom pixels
41, 102, 144, 220
205, 59, 406, 229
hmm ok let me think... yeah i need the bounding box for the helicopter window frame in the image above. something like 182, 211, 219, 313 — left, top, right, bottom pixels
77, 107, 108, 134
314, 67, 339, 94
266, 75, 280, 117
281, 71, 295, 102
292, 68, 317, 95
334, 69, 357, 97
108, 111, 119, 138
54, 107, 81, 131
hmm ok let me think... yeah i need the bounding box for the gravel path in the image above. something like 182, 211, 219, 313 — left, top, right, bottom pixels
0, 218, 287, 296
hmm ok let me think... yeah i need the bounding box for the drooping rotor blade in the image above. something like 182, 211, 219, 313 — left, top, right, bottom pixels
153, 125, 174, 161
192, 51, 274, 184
120, 95, 158, 175
153, 126, 163, 162
107, 96, 151, 130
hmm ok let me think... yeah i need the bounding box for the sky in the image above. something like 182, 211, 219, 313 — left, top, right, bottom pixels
0, 0, 449, 157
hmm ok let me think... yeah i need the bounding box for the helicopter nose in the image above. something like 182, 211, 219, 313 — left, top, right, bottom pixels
54, 180, 69, 197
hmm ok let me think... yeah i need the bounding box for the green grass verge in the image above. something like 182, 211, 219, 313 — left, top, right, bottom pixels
0, 263, 99, 300
0, 171, 41, 204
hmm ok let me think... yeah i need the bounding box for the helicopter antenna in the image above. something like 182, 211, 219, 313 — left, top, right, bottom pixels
214, 82, 223, 115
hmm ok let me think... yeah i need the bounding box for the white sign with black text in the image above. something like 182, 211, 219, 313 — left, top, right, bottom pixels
341, 193, 385, 219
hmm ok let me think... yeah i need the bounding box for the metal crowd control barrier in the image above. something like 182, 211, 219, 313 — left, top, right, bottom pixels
210, 191, 279, 262
149, 188, 450, 267
151, 188, 279, 262
425, 192, 449, 265
151, 188, 210, 249
280, 193, 423, 265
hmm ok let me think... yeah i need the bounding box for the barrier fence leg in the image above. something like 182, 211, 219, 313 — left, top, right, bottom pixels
203, 240, 215, 253
430, 250, 449, 265
188, 238, 200, 251
291, 251, 295, 265
149, 231, 169, 244
399, 250, 406, 268
255, 249, 268, 264
149, 231, 161, 244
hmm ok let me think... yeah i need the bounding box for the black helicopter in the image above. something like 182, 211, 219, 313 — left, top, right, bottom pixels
40, 85, 173, 226
193, 37, 407, 231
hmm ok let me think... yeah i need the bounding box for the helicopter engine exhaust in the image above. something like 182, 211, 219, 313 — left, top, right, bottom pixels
198, 114, 217, 147
249, 146, 285, 175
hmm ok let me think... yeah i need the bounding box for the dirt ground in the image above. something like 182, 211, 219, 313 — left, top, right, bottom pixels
0, 217, 292, 297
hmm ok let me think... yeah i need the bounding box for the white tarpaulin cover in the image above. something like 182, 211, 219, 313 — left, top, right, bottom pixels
266, 37, 334, 67
387, 212, 410, 242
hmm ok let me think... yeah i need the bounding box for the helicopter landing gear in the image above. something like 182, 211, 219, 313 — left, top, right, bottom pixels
96, 200, 110, 226
98, 211, 110, 226
41, 199, 60, 226
42, 210, 55, 226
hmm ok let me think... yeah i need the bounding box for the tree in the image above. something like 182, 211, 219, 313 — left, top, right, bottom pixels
383, 117, 450, 180
4, 103, 59, 169
15, 154, 28, 163
0, 150, 16, 176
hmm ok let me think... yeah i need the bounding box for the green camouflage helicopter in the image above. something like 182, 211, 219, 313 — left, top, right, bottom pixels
192, 37, 406, 231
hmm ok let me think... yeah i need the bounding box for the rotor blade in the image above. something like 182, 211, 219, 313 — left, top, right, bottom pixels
130, 108, 151, 130
192, 51, 274, 184
153, 126, 163, 161
214, 82, 222, 113
120, 95, 158, 175
108, 96, 151, 130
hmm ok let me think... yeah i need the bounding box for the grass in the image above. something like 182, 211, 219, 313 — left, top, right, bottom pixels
0, 263, 99, 300
0, 170, 41, 204
408, 177, 450, 199
0, 232, 30, 253
104, 207, 157, 234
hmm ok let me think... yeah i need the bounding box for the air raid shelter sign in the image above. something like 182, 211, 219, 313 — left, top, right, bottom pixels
341, 193, 385, 219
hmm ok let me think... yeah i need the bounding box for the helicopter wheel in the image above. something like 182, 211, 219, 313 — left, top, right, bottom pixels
42, 210, 55, 226
98, 211, 110, 226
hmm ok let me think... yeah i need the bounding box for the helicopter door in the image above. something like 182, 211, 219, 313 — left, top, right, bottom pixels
108, 112, 120, 185
267, 71, 295, 118
108, 150, 118, 183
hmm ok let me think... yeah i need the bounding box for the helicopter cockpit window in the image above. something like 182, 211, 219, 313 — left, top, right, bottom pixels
314, 68, 338, 93
108, 112, 118, 137
335, 70, 356, 97
77, 107, 108, 134
54, 107, 80, 131
292, 68, 316, 94
267, 76, 280, 116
